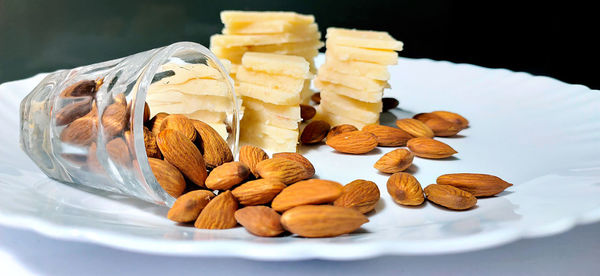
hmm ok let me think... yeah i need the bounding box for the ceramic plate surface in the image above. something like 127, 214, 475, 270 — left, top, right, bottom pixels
1, 55, 599, 260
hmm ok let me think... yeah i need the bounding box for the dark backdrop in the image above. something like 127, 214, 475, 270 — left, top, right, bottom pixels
1, 0, 597, 89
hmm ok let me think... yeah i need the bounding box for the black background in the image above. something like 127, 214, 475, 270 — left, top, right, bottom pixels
0, 1, 597, 89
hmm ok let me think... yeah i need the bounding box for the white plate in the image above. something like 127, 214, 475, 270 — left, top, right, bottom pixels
1, 56, 600, 260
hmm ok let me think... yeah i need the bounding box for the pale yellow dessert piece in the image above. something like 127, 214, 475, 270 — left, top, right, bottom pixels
186, 110, 227, 123
212, 45, 319, 65
241, 52, 311, 78
300, 81, 314, 104
221, 11, 314, 25
243, 107, 299, 130
223, 23, 318, 35
327, 43, 398, 65
322, 55, 390, 80
243, 97, 301, 128
236, 67, 306, 93
249, 40, 324, 53
314, 106, 376, 129
210, 28, 320, 48
149, 79, 229, 97
319, 91, 381, 124
240, 119, 299, 153
314, 79, 383, 103
326, 27, 403, 51
154, 63, 225, 85
147, 93, 234, 114
236, 82, 300, 105
316, 67, 389, 91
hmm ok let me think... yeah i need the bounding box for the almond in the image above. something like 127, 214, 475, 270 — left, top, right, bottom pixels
59, 80, 98, 98
55, 97, 93, 126
333, 179, 380, 213
194, 190, 238, 229
395, 118, 434, 138
374, 148, 414, 173
412, 112, 441, 123
148, 157, 186, 198
436, 173, 512, 197
156, 129, 208, 187
280, 205, 368, 238
424, 184, 477, 210
382, 97, 399, 111
362, 124, 412, 147
143, 102, 151, 123
407, 137, 457, 159
311, 92, 321, 104
191, 119, 233, 168
300, 120, 330, 144
234, 206, 284, 237
106, 137, 131, 167
143, 126, 162, 159
326, 130, 378, 154
272, 152, 315, 178
271, 179, 343, 212
148, 112, 169, 137
421, 117, 461, 137
255, 158, 310, 185
167, 190, 215, 223
431, 111, 469, 129
60, 103, 97, 146
387, 172, 424, 206
232, 179, 286, 205
205, 161, 250, 190
326, 124, 358, 140
160, 114, 197, 142
300, 104, 316, 121
101, 94, 128, 137
239, 145, 269, 178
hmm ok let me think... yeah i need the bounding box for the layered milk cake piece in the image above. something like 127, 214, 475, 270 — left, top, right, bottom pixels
315, 28, 403, 128
147, 62, 236, 140
236, 52, 310, 152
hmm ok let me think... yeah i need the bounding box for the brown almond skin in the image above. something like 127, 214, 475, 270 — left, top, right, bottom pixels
255, 158, 311, 184
167, 190, 215, 223
232, 179, 286, 206
235, 206, 284, 237
272, 152, 315, 178
148, 112, 169, 137
326, 130, 378, 154
374, 148, 414, 174
239, 145, 269, 178
60, 80, 97, 98
271, 179, 343, 212
205, 162, 250, 190
300, 120, 330, 144
431, 111, 469, 129
101, 94, 128, 138
334, 179, 380, 214
143, 126, 162, 159
362, 124, 412, 147
55, 97, 93, 126
424, 184, 477, 210
280, 205, 368, 238
387, 172, 424, 206
160, 114, 197, 142
194, 190, 238, 229
143, 102, 151, 123
422, 117, 461, 137
191, 120, 233, 168
156, 129, 208, 187
436, 173, 512, 197
148, 158, 186, 198
407, 137, 457, 159
395, 118, 434, 138
382, 97, 399, 112
326, 124, 358, 140
60, 105, 97, 146
106, 137, 131, 167
311, 92, 321, 104
300, 104, 316, 121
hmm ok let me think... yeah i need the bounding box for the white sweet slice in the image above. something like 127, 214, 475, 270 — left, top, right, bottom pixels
241, 52, 310, 78
327, 43, 398, 65
221, 11, 314, 25
223, 23, 318, 35
240, 120, 299, 153
210, 28, 320, 47
314, 105, 377, 129
319, 90, 381, 123
155, 63, 224, 85
323, 54, 390, 80
316, 67, 389, 91
326, 27, 403, 51
147, 92, 234, 114
236, 82, 300, 106
314, 79, 383, 103
186, 110, 227, 123
236, 67, 306, 93
149, 79, 229, 97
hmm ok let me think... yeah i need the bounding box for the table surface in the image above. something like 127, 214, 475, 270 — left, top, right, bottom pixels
1, 222, 599, 276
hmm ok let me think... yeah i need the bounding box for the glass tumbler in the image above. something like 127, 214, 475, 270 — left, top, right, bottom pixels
19, 42, 239, 206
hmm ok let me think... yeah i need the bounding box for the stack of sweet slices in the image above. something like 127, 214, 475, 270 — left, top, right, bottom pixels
237, 52, 311, 152
314, 28, 403, 128
210, 10, 323, 104
146, 61, 237, 140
